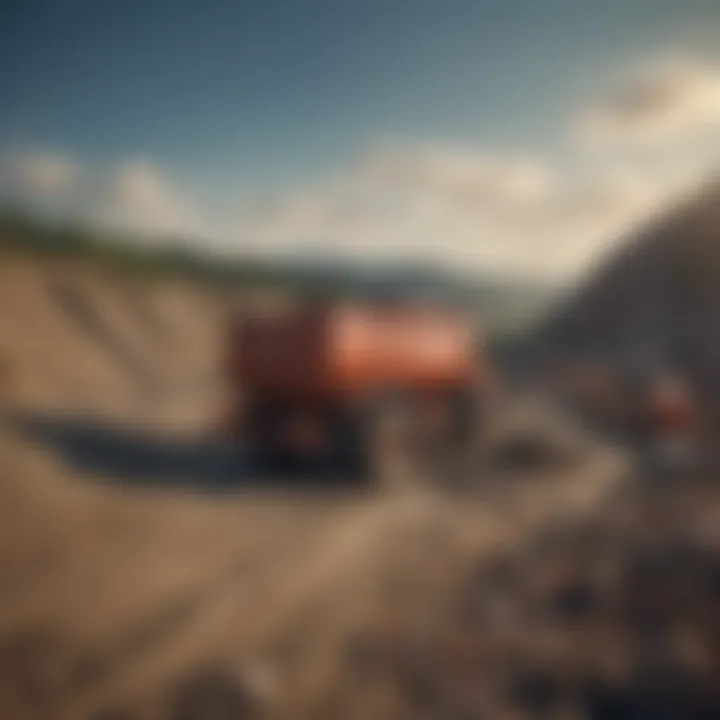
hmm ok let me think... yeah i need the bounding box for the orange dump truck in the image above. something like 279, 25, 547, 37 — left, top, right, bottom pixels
226, 301, 486, 480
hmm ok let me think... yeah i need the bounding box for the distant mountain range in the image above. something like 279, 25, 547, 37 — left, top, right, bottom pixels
0, 209, 556, 334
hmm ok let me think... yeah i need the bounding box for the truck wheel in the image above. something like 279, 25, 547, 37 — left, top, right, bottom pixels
364, 393, 422, 492
323, 410, 367, 481
415, 388, 480, 489
448, 387, 482, 486
242, 400, 286, 474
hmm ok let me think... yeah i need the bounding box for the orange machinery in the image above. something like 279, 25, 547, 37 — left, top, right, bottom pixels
225, 301, 485, 475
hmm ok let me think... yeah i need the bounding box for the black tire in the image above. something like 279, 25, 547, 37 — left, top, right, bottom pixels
323, 408, 368, 481
242, 399, 293, 474
361, 391, 422, 491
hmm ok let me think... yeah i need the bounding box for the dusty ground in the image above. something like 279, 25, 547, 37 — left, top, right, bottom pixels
0, 256, 718, 720
0, 393, 630, 720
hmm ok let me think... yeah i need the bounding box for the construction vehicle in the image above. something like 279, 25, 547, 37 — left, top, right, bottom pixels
225, 300, 487, 485
640, 372, 700, 475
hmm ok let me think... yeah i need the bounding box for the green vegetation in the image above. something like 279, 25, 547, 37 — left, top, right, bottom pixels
0, 210, 465, 300
0, 210, 319, 290
0, 210, 555, 333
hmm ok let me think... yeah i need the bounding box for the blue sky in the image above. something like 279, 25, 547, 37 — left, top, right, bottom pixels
1, 0, 719, 276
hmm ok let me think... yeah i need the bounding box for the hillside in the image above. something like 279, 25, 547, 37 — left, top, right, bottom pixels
0, 252, 234, 426
534, 181, 720, 403
0, 215, 719, 720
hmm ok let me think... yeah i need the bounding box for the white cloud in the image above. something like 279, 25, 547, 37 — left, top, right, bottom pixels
230, 148, 560, 272
2, 57, 719, 281
93, 160, 199, 238
577, 60, 720, 149
0, 153, 200, 239
0, 151, 79, 200
229, 60, 720, 280
229, 142, 698, 278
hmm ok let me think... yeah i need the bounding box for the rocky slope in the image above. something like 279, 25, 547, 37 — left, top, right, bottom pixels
0, 253, 240, 427
536, 181, 720, 405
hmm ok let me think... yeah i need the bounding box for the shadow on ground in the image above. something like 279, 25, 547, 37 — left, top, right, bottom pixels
8, 410, 362, 494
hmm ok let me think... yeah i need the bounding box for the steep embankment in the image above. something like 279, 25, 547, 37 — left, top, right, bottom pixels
536, 182, 720, 402
0, 255, 231, 426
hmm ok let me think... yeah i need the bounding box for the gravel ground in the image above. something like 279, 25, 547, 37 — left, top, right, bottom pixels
0, 396, 643, 720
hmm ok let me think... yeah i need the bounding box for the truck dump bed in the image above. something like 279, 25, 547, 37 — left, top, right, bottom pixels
229, 303, 476, 398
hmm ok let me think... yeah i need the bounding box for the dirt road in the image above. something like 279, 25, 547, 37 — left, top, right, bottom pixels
0, 395, 626, 720
0, 257, 635, 718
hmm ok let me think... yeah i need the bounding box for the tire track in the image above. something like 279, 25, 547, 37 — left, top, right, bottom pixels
68, 498, 386, 716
